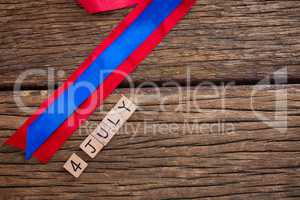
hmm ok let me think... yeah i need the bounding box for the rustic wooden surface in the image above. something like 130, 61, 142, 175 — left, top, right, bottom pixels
1, 0, 300, 88
1, 0, 300, 199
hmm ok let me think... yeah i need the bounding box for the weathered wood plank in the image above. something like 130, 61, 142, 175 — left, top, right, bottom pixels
1, 85, 300, 199
0, 0, 300, 88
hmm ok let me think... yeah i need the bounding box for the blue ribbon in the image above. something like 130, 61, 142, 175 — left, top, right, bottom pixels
26, 0, 183, 159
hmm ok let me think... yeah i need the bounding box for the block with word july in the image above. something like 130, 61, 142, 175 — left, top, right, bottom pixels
112, 96, 137, 120
63, 153, 88, 178
80, 134, 104, 158
92, 96, 137, 146
92, 122, 115, 146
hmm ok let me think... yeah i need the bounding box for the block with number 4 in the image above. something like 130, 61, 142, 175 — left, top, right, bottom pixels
64, 153, 88, 178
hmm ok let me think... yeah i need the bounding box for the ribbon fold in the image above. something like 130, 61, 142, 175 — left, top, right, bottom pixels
6, 0, 195, 163
78, 0, 138, 13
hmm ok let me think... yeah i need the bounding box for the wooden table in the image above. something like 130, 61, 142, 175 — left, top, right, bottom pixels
1, 0, 300, 199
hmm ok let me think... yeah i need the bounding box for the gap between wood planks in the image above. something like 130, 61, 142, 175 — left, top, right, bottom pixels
1, 78, 300, 92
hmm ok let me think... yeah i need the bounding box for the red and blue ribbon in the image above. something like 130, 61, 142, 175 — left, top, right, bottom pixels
6, 0, 195, 163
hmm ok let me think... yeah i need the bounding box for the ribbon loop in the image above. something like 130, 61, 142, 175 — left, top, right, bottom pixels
78, 0, 138, 13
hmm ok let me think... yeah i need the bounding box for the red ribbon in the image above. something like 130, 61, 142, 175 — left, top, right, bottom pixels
77, 0, 138, 13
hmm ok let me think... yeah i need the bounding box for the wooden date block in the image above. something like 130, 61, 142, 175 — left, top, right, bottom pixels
113, 96, 137, 120
92, 96, 137, 146
92, 122, 115, 146
64, 153, 88, 178
80, 134, 104, 158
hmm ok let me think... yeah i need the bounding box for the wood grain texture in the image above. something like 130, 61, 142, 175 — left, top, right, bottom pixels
0, 0, 300, 88
1, 0, 300, 199
1, 85, 300, 200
